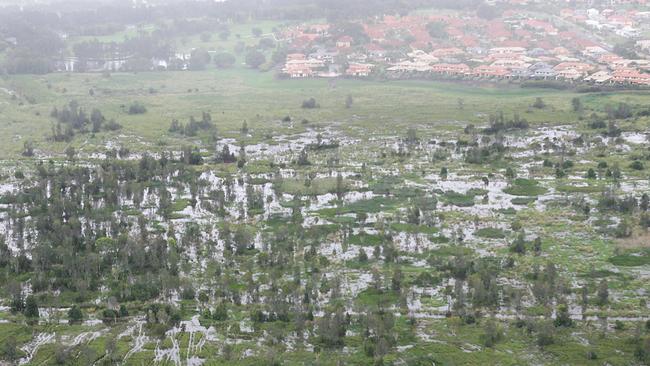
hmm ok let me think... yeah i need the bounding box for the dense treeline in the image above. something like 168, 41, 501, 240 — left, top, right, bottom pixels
1, 157, 192, 303
0, 0, 488, 73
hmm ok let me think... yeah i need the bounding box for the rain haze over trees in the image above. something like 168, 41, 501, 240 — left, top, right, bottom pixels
0, 0, 650, 365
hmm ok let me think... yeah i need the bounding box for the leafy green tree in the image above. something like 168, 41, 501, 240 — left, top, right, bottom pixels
571, 97, 583, 113
301, 98, 319, 109
440, 167, 448, 180
68, 305, 83, 324
65, 146, 76, 161
213, 303, 228, 321
532, 97, 546, 109
477, 3, 500, 19
391, 268, 402, 293
426, 21, 448, 39
258, 38, 275, 50
482, 319, 502, 347
554, 303, 573, 327
358, 249, 368, 263
24, 295, 39, 318
537, 321, 555, 348
22, 140, 35, 157
597, 280, 609, 306
245, 50, 266, 69
128, 102, 147, 115
189, 48, 211, 70
586, 168, 597, 179
214, 52, 236, 68
218, 28, 231, 41
90, 108, 104, 132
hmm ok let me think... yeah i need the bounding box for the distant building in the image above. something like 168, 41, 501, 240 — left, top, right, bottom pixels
554, 62, 594, 74
282, 55, 324, 78
585, 71, 612, 83
556, 68, 584, 80
336, 36, 353, 49
611, 68, 650, 85
345, 63, 373, 77
533, 67, 557, 79
430, 63, 471, 75
473, 65, 509, 78
489, 47, 526, 55
309, 48, 338, 63
284, 65, 314, 78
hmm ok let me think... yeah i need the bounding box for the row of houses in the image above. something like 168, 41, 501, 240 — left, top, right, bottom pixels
392, 61, 650, 85
282, 44, 650, 85
386, 46, 650, 85
279, 5, 650, 86
282, 52, 374, 78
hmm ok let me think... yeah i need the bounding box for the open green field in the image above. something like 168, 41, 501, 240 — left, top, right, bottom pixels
2, 68, 649, 159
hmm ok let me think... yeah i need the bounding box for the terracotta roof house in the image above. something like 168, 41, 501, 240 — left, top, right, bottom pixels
432, 48, 465, 57
597, 53, 623, 65
611, 59, 634, 69
346, 63, 373, 77
365, 43, 387, 60
491, 59, 531, 69
584, 70, 612, 83
611, 69, 650, 85
473, 65, 509, 78
583, 46, 609, 58
430, 63, 470, 75
387, 61, 433, 72
490, 47, 527, 55
286, 59, 324, 68
556, 68, 584, 80
283, 65, 314, 78
309, 48, 339, 63
554, 62, 594, 73
533, 67, 557, 79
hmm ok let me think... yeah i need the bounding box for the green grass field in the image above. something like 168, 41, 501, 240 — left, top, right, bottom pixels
2, 68, 649, 159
